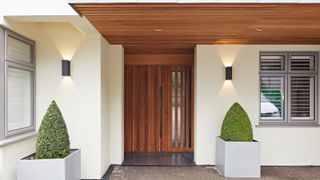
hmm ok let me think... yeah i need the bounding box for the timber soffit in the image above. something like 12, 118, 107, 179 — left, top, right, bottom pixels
69, 2, 320, 46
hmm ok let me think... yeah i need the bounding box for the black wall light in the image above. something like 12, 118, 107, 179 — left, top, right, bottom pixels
62, 60, 71, 76
225, 66, 232, 80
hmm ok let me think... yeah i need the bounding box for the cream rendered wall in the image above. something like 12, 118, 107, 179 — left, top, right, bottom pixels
36, 23, 103, 179
101, 38, 112, 176
0, 19, 122, 179
107, 45, 124, 164
0, 148, 2, 180
1, 137, 36, 180
100, 37, 124, 172
0, 21, 39, 180
195, 45, 320, 166
101, 37, 124, 176
1, 0, 76, 16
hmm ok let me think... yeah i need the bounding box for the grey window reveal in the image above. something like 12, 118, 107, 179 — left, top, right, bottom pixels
260, 52, 318, 125
0, 26, 35, 140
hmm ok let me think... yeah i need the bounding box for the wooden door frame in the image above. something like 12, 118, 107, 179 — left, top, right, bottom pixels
124, 47, 194, 153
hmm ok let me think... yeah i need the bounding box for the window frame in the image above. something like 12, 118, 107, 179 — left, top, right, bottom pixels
259, 51, 319, 126
0, 26, 36, 140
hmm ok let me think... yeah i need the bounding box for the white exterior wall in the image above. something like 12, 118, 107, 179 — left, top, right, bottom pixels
1, 0, 75, 16
36, 23, 102, 179
101, 38, 112, 176
0, 19, 123, 179
195, 45, 320, 166
0, 137, 36, 180
108, 46, 124, 164
0, 20, 40, 180
100, 38, 124, 175
0, 147, 3, 180
1, 1, 320, 179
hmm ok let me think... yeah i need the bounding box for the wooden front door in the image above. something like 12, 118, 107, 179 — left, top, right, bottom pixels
124, 65, 193, 152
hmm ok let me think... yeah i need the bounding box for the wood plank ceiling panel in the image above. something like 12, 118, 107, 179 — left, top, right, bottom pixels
71, 3, 320, 46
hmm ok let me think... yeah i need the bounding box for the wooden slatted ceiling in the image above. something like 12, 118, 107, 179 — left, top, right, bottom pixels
71, 3, 320, 46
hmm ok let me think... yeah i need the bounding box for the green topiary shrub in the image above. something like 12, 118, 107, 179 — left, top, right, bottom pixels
36, 101, 70, 159
220, 102, 253, 142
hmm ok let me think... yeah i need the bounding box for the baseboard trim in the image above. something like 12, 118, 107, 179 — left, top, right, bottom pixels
82, 164, 119, 180
102, 164, 117, 180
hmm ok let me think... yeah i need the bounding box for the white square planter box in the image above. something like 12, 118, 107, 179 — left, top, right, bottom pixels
17, 149, 81, 180
216, 137, 261, 178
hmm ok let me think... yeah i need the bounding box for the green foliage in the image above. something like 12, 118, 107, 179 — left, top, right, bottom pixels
220, 102, 253, 142
36, 101, 70, 159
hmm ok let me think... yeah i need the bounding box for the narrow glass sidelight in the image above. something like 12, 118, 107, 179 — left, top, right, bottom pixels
171, 65, 192, 150
171, 66, 176, 148
177, 67, 181, 147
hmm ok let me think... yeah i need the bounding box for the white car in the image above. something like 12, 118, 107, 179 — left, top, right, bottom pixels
261, 94, 280, 117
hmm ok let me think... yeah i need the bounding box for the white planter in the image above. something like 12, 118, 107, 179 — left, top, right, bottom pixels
17, 149, 81, 180
215, 137, 261, 178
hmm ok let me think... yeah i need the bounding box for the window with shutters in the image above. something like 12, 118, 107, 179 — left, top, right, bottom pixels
0, 26, 35, 140
260, 52, 318, 125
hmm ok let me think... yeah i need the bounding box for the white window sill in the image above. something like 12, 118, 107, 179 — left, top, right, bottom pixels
0, 131, 37, 147
255, 124, 320, 128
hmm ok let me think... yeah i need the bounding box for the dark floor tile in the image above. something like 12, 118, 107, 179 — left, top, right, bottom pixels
122, 152, 195, 166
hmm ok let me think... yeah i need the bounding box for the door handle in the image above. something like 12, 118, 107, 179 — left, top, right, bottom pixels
160, 87, 163, 139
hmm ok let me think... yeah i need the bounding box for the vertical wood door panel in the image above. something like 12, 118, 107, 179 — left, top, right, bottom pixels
125, 65, 193, 152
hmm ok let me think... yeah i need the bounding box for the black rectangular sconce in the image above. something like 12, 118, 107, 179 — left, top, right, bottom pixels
226, 66, 232, 80
62, 60, 70, 76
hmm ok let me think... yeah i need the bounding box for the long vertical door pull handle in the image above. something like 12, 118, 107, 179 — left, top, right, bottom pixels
160, 87, 163, 139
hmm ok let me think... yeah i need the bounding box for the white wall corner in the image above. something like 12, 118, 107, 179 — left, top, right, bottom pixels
0, 148, 3, 180
108, 45, 125, 165
194, 45, 199, 164
0, 16, 4, 25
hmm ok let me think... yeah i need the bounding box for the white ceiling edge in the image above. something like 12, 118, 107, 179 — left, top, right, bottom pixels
68, 0, 320, 3
4, 16, 98, 34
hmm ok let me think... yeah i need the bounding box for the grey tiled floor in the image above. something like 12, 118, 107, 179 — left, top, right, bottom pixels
109, 166, 320, 180
123, 152, 195, 166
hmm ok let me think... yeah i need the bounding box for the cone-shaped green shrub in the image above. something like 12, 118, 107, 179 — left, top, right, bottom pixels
36, 101, 70, 159
220, 102, 253, 141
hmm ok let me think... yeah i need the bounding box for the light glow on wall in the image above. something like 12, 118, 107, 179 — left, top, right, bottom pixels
214, 45, 242, 97
218, 80, 239, 100
43, 22, 85, 61
58, 76, 79, 100
214, 45, 243, 67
